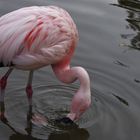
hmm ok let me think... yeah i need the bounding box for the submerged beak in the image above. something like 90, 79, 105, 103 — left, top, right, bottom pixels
67, 113, 76, 121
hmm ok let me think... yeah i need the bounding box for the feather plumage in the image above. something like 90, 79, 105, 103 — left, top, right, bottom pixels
0, 6, 91, 121
0, 6, 78, 69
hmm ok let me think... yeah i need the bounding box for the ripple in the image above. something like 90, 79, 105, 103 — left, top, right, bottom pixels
3, 83, 96, 139
31, 84, 97, 129
2, 71, 140, 140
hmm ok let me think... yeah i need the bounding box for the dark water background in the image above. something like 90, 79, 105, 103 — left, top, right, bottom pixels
0, 0, 140, 140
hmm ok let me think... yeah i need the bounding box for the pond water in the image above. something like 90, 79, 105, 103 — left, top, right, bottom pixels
0, 0, 140, 140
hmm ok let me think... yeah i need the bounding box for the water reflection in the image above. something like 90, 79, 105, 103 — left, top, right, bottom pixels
0, 102, 7, 123
117, 0, 140, 11
113, 60, 129, 68
48, 128, 89, 140
112, 94, 129, 106
0, 102, 37, 139
10, 128, 89, 140
0, 90, 89, 140
116, 0, 140, 50
134, 78, 140, 83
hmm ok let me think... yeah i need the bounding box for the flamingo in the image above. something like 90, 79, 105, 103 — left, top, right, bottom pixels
0, 6, 91, 121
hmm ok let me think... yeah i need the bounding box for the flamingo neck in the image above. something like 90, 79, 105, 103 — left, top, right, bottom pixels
52, 65, 91, 120
52, 65, 90, 91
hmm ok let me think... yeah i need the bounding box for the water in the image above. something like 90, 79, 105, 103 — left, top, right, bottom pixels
0, 0, 140, 139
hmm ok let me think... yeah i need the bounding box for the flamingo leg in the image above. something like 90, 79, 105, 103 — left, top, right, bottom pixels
26, 70, 34, 106
25, 104, 33, 135
0, 68, 13, 120
0, 68, 13, 102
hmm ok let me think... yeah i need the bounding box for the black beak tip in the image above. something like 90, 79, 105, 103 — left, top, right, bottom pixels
55, 117, 73, 123
54, 117, 78, 128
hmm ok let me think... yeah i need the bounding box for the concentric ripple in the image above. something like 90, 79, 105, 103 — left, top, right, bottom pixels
4, 73, 139, 140
3, 83, 96, 139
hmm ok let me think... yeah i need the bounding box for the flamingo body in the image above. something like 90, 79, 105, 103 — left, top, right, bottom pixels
0, 6, 91, 121
0, 6, 78, 69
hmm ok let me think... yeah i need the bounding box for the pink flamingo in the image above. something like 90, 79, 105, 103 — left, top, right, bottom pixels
0, 6, 91, 121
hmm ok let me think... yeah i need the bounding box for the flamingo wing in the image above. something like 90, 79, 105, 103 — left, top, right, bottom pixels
0, 6, 78, 69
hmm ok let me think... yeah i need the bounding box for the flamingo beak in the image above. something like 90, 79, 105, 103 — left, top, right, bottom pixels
67, 113, 76, 121
54, 116, 78, 128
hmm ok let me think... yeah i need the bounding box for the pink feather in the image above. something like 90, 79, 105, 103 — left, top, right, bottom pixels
0, 6, 91, 121
0, 6, 78, 68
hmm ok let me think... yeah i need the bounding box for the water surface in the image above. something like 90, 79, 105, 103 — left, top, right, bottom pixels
0, 0, 140, 140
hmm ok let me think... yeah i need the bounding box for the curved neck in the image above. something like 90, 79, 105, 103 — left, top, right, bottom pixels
52, 64, 91, 120
52, 65, 90, 95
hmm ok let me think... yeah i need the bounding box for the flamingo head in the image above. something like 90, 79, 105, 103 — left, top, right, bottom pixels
67, 87, 91, 121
